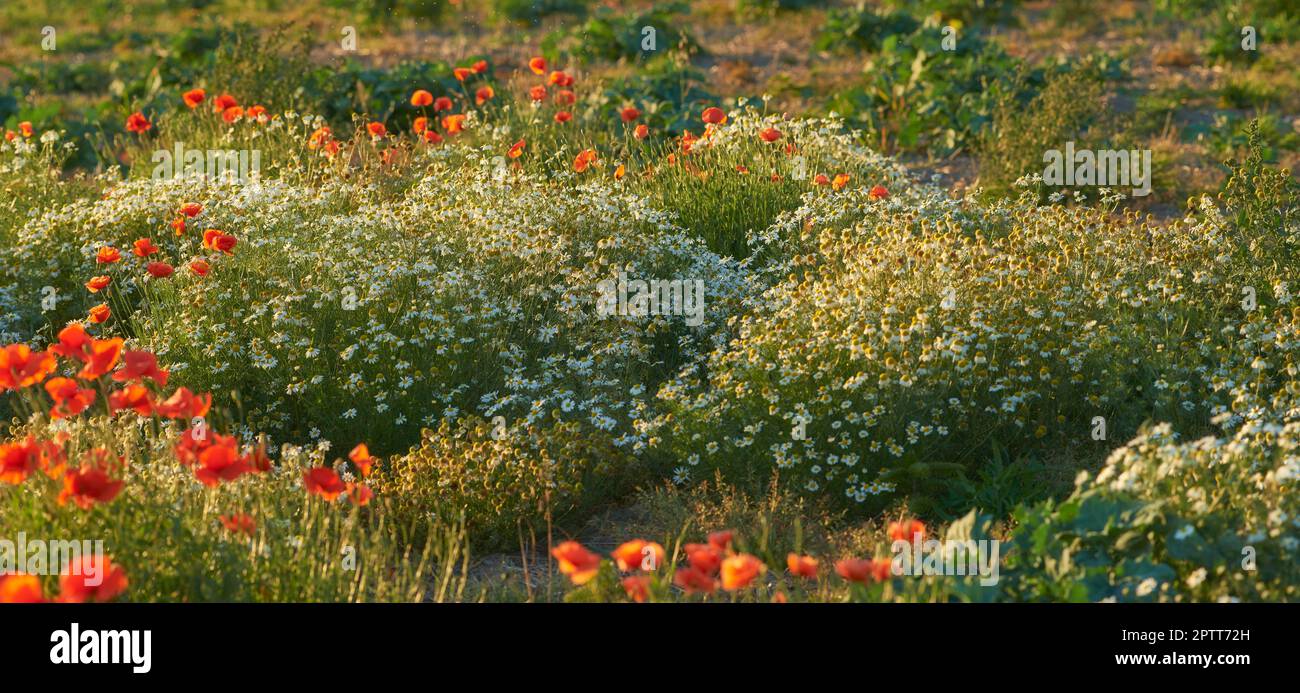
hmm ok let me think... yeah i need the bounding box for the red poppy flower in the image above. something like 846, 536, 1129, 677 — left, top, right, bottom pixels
573, 149, 597, 173
0, 438, 40, 484
189, 259, 210, 276
620, 106, 641, 123
555, 89, 576, 105
441, 114, 466, 134
348, 443, 375, 477
96, 246, 122, 264
112, 351, 169, 386
170, 217, 186, 235
835, 557, 893, 584
87, 304, 111, 324
77, 337, 123, 380
507, 139, 526, 159
622, 575, 652, 603
551, 540, 600, 585
434, 96, 453, 112
84, 276, 111, 294
554, 111, 572, 123
424, 130, 444, 144
701, 107, 726, 125
869, 184, 889, 200
453, 67, 472, 81
202, 229, 237, 254
720, 554, 766, 590
347, 483, 373, 506
673, 567, 717, 595
634, 124, 649, 140
366, 121, 387, 139
528, 85, 547, 102
813, 174, 830, 186
547, 70, 573, 87
154, 387, 211, 419
131, 238, 158, 258
413, 117, 429, 134
411, 89, 434, 107
45, 377, 96, 419
759, 127, 782, 143
888, 518, 925, 543
0, 574, 44, 603
195, 435, 250, 487
786, 553, 819, 579
180, 202, 203, 217
0, 344, 57, 391
19, 121, 34, 138
182, 88, 206, 108
475, 86, 495, 105
220, 513, 257, 536
213, 94, 238, 112
59, 554, 128, 603
59, 460, 124, 509
528, 56, 547, 75
472, 60, 488, 73
221, 106, 243, 124
611, 540, 665, 572
303, 466, 347, 501
146, 261, 174, 278
107, 384, 154, 417
125, 112, 152, 134
246, 105, 267, 121
308, 126, 333, 150
708, 530, 733, 551
684, 543, 722, 575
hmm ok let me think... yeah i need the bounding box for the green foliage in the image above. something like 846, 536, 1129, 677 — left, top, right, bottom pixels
543, 2, 696, 64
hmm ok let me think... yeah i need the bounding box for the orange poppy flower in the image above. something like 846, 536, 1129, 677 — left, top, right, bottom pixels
59, 461, 124, 509
832, 173, 851, 191
85, 276, 111, 293
507, 139, 526, 159
96, 246, 122, 264
348, 443, 376, 477
125, 112, 151, 134
620, 106, 641, 122
0, 574, 44, 603
528, 56, 547, 75
180, 202, 203, 218
475, 86, 495, 105
442, 114, 466, 134
87, 304, 111, 324
453, 67, 472, 81
190, 259, 210, 276
202, 229, 237, 254
0, 344, 57, 391
759, 127, 782, 143
888, 519, 926, 543
835, 557, 893, 584
303, 466, 347, 501
213, 94, 238, 112
611, 539, 665, 572
246, 105, 267, 121
547, 70, 573, 87
869, 184, 889, 200
735, 165, 750, 174
701, 107, 726, 125
621, 575, 652, 603
720, 554, 766, 590
19, 121, 34, 137
0, 438, 40, 484
786, 553, 819, 579
572, 149, 597, 173
112, 351, 169, 386
554, 111, 572, 123
411, 89, 434, 107
413, 117, 429, 134
684, 542, 722, 575
708, 530, 733, 551
551, 540, 600, 585
673, 567, 717, 595
528, 85, 547, 102
634, 124, 649, 140
308, 126, 333, 150
59, 554, 128, 603
77, 337, 123, 380
614, 163, 626, 180
45, 377, 96, 419
221, 106, 243, 123
220, 513, 257, 536
132, 238, 158, 257
367, 121, 387, 139
154, 386, 211, 419
182, 88, 206, 108
107, 384, 154, 417
434, 96, 453, 112
170, 217, 186, 235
